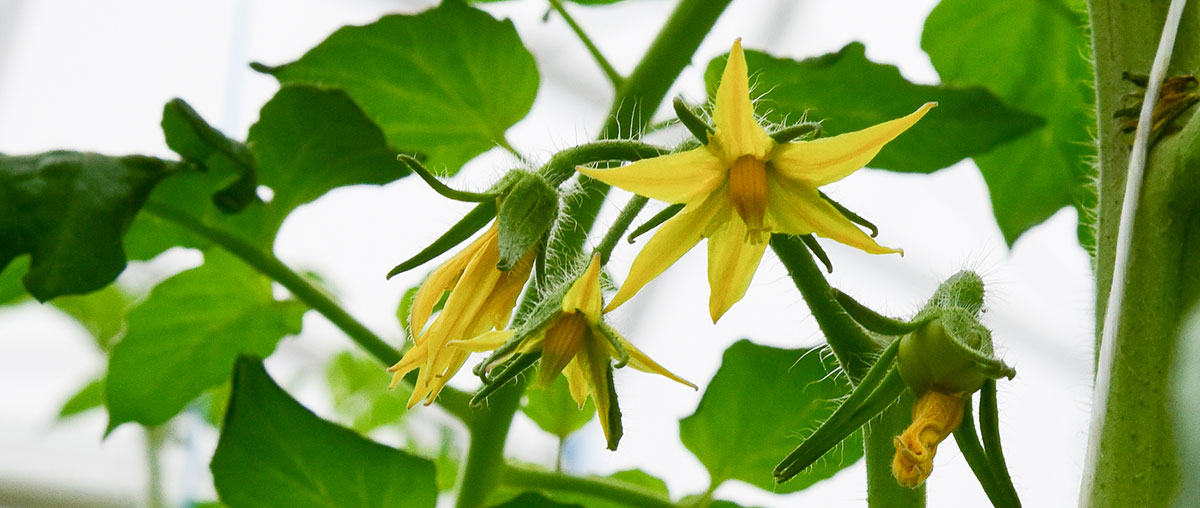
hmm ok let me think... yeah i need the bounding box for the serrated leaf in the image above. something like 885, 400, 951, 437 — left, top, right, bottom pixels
522, 375, 595, 438
211, 358, 437, 508
922, 0, 1093, 245
679, 339, 861, 493
105, 250, 305, 430
488, 492, 584, 508
258, 1, 538, 173
0, 151, 170, 300
703, 43, 1044, 174
326, 351, 410, 433
58, 377, 105, 419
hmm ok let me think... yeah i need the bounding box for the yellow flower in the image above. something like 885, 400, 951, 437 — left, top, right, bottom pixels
579, 40, 935, 322
892, 390, 965, 487
388, 220, 535, 408
451, 255, 695, 449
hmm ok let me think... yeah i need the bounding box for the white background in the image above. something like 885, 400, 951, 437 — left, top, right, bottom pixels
0, 1, 1096, 507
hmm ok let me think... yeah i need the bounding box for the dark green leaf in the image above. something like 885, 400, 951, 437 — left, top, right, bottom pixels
679, 339, 861, 493
522, 375, 596, 438
162, 99, 258, 213
58, 377, 105, 419
211, 358, 437, 508
258, 1, 539, 173
105, 250, 305, 430
326, 351, 410, 433
488, 492, 584, 508
0, 151, 170, 300
922, 0, 1093, 245
52, 284, 134, 352
703, 43, 1044, 174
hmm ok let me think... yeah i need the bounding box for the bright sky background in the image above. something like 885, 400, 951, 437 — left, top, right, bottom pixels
0, 1, 1096, 507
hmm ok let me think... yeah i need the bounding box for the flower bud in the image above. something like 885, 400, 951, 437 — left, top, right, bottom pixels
496, 171, 558, 271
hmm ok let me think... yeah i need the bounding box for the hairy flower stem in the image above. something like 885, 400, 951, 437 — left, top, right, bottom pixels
452, 1, 733, 506
1085, 1, 1200, 506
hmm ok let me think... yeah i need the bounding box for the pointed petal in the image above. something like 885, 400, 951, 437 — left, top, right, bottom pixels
448, 330, 515, 352
577, 147, 724, 204
706, 216, 769, 322
767, 174, 901, 255
770, 102, 936, 186
410, 223, 497, 339
423, 350, 470, 406
562, 359, 590, 408
483, 249, 535, 330
563, 255, 604, 320
387, 341, 428, 389
576, 337, 620, 449
711, 39, 773, 162
617, 336, 697, 389
605, 193, 730, 312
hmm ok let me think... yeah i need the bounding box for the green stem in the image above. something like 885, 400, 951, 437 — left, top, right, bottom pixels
500, 464, 679, 508
539, 140, 665, 187
549, 0, 624, 88
1085, 1, 1200, 506
455, 378, 527, 508
864, 392, 924, 508
145, 425, 168, 508
595, 195, 648, 265
142, 201, 475, 422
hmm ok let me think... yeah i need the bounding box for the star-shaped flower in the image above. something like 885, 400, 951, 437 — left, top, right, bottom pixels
579, 40, 935, 322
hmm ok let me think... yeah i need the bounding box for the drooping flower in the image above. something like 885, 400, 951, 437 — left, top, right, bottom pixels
578, 40, 935, 322
892, 390, 965, 487
388, 220, 535, 408
451, 255, 695, 449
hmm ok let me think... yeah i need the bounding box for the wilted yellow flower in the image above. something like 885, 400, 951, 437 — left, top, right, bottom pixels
579, 40, 934, 322
388, 220, 534, 408
892, 390, 965, 487
451, 255, 695, 449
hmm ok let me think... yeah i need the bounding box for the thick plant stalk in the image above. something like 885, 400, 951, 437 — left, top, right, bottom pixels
865, 394, 925, 508
1084, 1, 1200, 506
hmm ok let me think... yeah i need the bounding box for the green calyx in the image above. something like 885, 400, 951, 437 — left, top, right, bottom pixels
496, 171, 559, 271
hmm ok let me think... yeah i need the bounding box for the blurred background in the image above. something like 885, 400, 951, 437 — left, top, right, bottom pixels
0, 0, 1096, 507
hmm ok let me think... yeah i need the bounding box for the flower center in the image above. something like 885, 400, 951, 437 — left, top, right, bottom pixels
537, 312, 589, 388
729, 155, 768, 242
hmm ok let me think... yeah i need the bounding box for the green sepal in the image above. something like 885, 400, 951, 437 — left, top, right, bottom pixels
398, 154, 497, 203
601, 362, 623, 451
774, 339, 905, 483
627, 203, 684, 243
833, 287, 929, 335
161, 98, 258, 213
898, 311, 1015, 395
770, 122, 822, 144
819, 191, 878, 238
595, 322, 629, 368
471, 352, 541, 408
951, 390, 1021, 507
497, 172, 558, 271
799, 234, 833, 273
672, 97, 711, 144
386, 200, 497, 278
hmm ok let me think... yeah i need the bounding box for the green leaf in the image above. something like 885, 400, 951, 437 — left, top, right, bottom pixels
257, 1, 539, 173
488, 492, 584, 508
522, 375, 596, 438
679, 339, 862, 493
58, 377, 105, 419
0, 151, 171, 300
52, 284, 134, 352
162, 99, 257, 214
326, 351, 410, 433
608, 469, 669, 496
0, 256, 29, 306
211, 358, 437, 508
922, 0, 1093, 245
704, 43, 1044, 174
105, 250, 305, 430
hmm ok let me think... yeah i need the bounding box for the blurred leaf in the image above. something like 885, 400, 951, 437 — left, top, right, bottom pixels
105, 250, 305, 430
488, 492, 584, 508
211, 358, 437, 508
922, 0, 1093, 245
608, 469, 669, 496
551, 470, 670, 508
58, 377, 105, 419
0, 256, 29, 306
52, 284, 134, 352
326, 351, 410, 433
162, 99, 257, 214
258, 1, 538, 173
704, 43, 1043, 174
432, 428, 462, 492
1172, 303, 1200, 508
523, 375, 596, 438
679, 339, 861, 493
197, 383, 231, 428
0, 151, 171, 300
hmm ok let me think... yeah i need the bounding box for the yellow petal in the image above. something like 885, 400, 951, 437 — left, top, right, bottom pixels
562, 255, 603, 320
483, 248, 536, 330
606, 193, 730, 312
766, 174, 901, 255
614, 334, 697, 390
387, 340, 428, 389
576, 336, 620, 450
537, 314, 588, 388
423, 350, 471, 406
705, 215, 769, 322
769, 102, 936, 187
710, 39, 773, 162
447, 330, 515, 352
576, 147, 724, 204
410, 223, 497, 339
562, 359, 590, 408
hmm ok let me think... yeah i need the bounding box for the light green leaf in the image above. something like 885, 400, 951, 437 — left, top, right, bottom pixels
488, 492, 584, 508
679, 339, 861, 493
52, 284, 134, 352
0, 256, 29, 306
608, 469, 669, 497
257, 1, 539, 173
105, 250, 305, 430
922, 0, 1094, 245
58, 377, 105, 419
0, 152, 171, 300
326, 351, 410, 433
522, 375, 596, 438
704, 43, 1044, 174
211, 358, 437, 508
